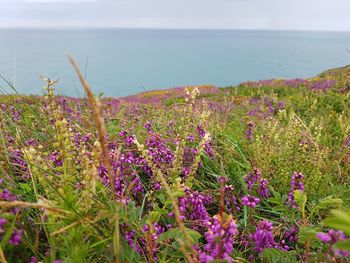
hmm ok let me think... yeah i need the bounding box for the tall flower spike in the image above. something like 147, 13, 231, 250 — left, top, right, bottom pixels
288, 172, 304, 208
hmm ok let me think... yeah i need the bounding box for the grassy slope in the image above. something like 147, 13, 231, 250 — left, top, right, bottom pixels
0, 65, 349, 262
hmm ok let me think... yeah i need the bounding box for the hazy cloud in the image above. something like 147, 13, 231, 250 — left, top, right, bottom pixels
0, 0, 350, 31
25, 0, 96, 3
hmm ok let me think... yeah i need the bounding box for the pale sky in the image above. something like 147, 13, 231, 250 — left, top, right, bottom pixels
0, 0, 350, 31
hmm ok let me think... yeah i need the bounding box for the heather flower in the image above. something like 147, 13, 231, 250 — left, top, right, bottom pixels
200, 214, 238, 262
258, 179, 270, 198
217, 176, 229, 185
181, 167, 191, 177
317, 232, 332, 242
125, 230, 142, 254
197, 124, 206, 138
146, 133, 174, 166
29, 256, 38, 263
118, 130, 128, 137
317, 229, 347, 244
283, 78, 308, 88
245, 122, 255, 142
178, 188, 211, 227
250, 220, 276, 253
1, 189, 17, 202
142, 224, 150, 232
10, 106, 21, 123
9, 149, 28, 178
317, 229, 349, 257
125, 223, 165, 259
187, 134, 195, 142
284, 226, 299, 244
241, 195, 260, 208
243, 168, 270, 198
344, 135, 350, 147
49, 151, 63, 167
125, 135, 136, 147
204, 141, 214, 158
25, 139, 36, 147
288, 172, 304, 208
144, 121, 153, 132
244, 168, 261, 192
8, 229, 23, 246
310, 79, 335, 92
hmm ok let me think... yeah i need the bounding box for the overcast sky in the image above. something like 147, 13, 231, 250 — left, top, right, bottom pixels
1, 0, 350, 31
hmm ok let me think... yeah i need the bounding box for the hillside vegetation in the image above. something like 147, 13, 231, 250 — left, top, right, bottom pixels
0, 65, 350, 262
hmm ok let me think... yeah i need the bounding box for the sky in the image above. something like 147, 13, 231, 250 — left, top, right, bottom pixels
0, 0, 350, 31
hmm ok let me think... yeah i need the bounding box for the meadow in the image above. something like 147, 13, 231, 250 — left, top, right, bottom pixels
0, 62, 350, 262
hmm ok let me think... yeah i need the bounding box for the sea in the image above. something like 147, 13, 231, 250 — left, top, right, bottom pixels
0, 29, 350, 97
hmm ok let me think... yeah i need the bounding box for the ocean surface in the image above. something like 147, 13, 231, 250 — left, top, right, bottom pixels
0, 29, 350, 97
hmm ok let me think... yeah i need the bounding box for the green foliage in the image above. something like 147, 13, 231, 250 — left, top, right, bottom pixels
324, 210, 350, 236
261, 248, 298, 263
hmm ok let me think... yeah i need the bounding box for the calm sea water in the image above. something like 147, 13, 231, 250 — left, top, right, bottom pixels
0, 29, 350, 97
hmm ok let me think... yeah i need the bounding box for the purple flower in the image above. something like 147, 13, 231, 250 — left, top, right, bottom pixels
144, 121, 153, 132
204, 142, 214, 159
284, 226, 299, 244
143, 224, 150, 232
197, 125, 206, 138
125, 135, 136, 147
49, 151, 63, 167
9, 149, 28, 179
288, 172, 304, 208
250, 220, 276, 253
317, 232, 332, 243
187, 135, 195, 142
245, 122, 255, 142
29, 256, 38, 263
344, 135, 350, 147
178, 188, 211, 228
244, 168, 261, 192
317, 229, 349, 257
317, 229, 347, 244
8, 229, 23, 246
218, 176, 229, 185
118, 130, 128, 137
310, 79, 335, 92
125, 222, 165, 260
258, 179, 270, 198
199, 215, 238, 262
241, 195, 260, 208
146, 133, 174, 166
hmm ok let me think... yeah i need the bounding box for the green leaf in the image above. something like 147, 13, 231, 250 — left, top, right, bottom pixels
335, 240, 350, 251
324, 209, 350, 236
157, 228, 201, 245
309, 197, 343, 219
294, 190, 307, 218
297, 225, 322, 248
147, 209, 168, 223
172, 189, 186, 198
18, 183, 32, 194
261, 248, 297, 263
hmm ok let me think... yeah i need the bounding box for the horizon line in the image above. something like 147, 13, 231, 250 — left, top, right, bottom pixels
0, 26, 350, 33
